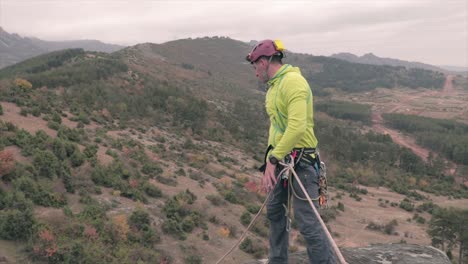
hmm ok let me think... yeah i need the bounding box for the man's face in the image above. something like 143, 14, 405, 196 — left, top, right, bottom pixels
253, 58, 268, 83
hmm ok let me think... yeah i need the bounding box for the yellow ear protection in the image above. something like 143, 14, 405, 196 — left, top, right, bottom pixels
273, 39, 285, 59
273, 39, 285, 52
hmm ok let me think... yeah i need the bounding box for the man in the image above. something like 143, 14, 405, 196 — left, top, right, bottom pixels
246, 40, 333, 264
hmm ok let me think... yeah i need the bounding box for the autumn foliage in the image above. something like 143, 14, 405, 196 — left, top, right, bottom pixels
14, 78, 33, 90
0, 150, 14, 177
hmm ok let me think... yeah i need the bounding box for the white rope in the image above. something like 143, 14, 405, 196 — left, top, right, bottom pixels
215, 159, 347, 264
281, 160, 348, 264
214, 173, 280, 264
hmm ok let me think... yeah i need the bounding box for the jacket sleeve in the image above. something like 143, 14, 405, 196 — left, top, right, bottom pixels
270, 75, 308, 160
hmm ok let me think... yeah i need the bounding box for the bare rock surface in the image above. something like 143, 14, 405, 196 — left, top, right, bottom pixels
244, 244, 450, 264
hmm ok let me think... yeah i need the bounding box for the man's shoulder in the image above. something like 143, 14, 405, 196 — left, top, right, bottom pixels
282, 70, 309, 88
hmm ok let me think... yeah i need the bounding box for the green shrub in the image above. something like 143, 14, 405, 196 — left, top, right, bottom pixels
384, 219, 398, 235
13, 177, 66, 207
184, 255, 202, 264
224, 191, 239, 204
70, 151, 85, 167
337, 202, 345, 212
399, 198, 415, 212
349, 192, 362, 202
0, 208, 36, 240
366, 219, 398, 235
129, 209, 151, 231
240, 211, 252, 226
175, 189, 197, 204
251, 219, 269, 238
156, 175, 177, 186
51, 112, 62, 124
239, 237, 266, 258
413, 213, 426, 224
142, 183, 162, 198
140, 227, 160, 247
320, 207, 338, 223
206, 194, 226, 206
181, 218, 195, 232
162, 218, 186, 240
33, 150, 59, 178
57, 127, 82, 142
105, 149, 118, 159
416, 201, 438, 214
83, 144, 98, 159
141, 163, 163, 175
246, 204, 261, 214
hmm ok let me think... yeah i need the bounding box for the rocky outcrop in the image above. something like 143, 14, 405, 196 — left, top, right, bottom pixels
244, 244, 450, 264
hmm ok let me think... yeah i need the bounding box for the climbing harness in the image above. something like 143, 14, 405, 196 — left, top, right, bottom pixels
281, 157, 347, 264
215, 154, 346, 264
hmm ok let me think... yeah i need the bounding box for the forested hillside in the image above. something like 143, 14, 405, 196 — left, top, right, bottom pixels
0, 37, 466, 263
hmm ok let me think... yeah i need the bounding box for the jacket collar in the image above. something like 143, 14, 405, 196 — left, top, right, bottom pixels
267, 64, 291, 88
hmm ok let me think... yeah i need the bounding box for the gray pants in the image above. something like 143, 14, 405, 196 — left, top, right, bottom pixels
266, 161, 333, 264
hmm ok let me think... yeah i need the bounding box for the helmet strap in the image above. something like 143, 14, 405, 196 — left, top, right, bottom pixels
263, 56, 274, 82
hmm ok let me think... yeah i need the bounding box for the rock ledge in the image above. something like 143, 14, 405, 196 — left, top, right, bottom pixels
244, 244, 450, 264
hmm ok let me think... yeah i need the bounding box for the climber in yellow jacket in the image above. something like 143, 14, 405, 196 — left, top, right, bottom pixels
246, 40, 332, 264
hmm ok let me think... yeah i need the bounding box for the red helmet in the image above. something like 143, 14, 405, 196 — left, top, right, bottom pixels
246, 39, 285, 64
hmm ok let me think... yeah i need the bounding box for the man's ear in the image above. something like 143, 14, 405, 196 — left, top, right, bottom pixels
259, 58, 266, 67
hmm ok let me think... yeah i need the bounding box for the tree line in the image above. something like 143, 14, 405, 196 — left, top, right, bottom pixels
383, 113, 468, 165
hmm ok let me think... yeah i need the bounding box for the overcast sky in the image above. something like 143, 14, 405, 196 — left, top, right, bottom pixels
1, 0, 467, 66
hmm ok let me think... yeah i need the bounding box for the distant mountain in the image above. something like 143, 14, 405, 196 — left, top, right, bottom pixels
438, 65, 468, 73
331, 52, 444, 72
0, 27, 124, 68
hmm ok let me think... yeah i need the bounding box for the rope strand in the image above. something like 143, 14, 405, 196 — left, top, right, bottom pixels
282, 160, 348, 264
215, 159, 347, 264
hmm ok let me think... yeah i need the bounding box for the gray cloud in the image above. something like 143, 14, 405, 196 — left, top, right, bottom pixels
2, 0, 466, 66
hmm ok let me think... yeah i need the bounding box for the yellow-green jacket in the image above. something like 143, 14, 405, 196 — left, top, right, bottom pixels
266, 64, 318, 160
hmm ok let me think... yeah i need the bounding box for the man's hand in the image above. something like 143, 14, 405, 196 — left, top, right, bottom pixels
261, 161, 277, 193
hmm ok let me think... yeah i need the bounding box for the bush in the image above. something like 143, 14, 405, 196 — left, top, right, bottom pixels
175, 189, 197, 205
47, 121, 60, 130
142, 183, 162, 198
0, 208, 36, 240
320, 207, 338, 223
239, 237, 266, 258
129, 209, 151, 231
33, 150, 59, 178
162, 218, 186, 240
206, 194, 226, 206
70, 151, 85, 167
399, 198, 415, 212
156, 175, 177, 186
13, 177, 66, 207
181, 218, 195, 232
384, 219, 398, 235
224, 191, 239, 204
240, 211, 252, 226
337, 202, 345, 212
246, 204, 261, 214
83, 144, 98, 159
184, 255, 202, 264
141, 163, 163, 175
366, 219, 398, 235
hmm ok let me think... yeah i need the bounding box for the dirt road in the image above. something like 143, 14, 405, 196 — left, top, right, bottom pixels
371, 75, 455, 165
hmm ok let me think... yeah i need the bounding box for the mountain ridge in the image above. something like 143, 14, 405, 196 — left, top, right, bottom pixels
0, 27, 124, 69
331, 52, 445, 72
